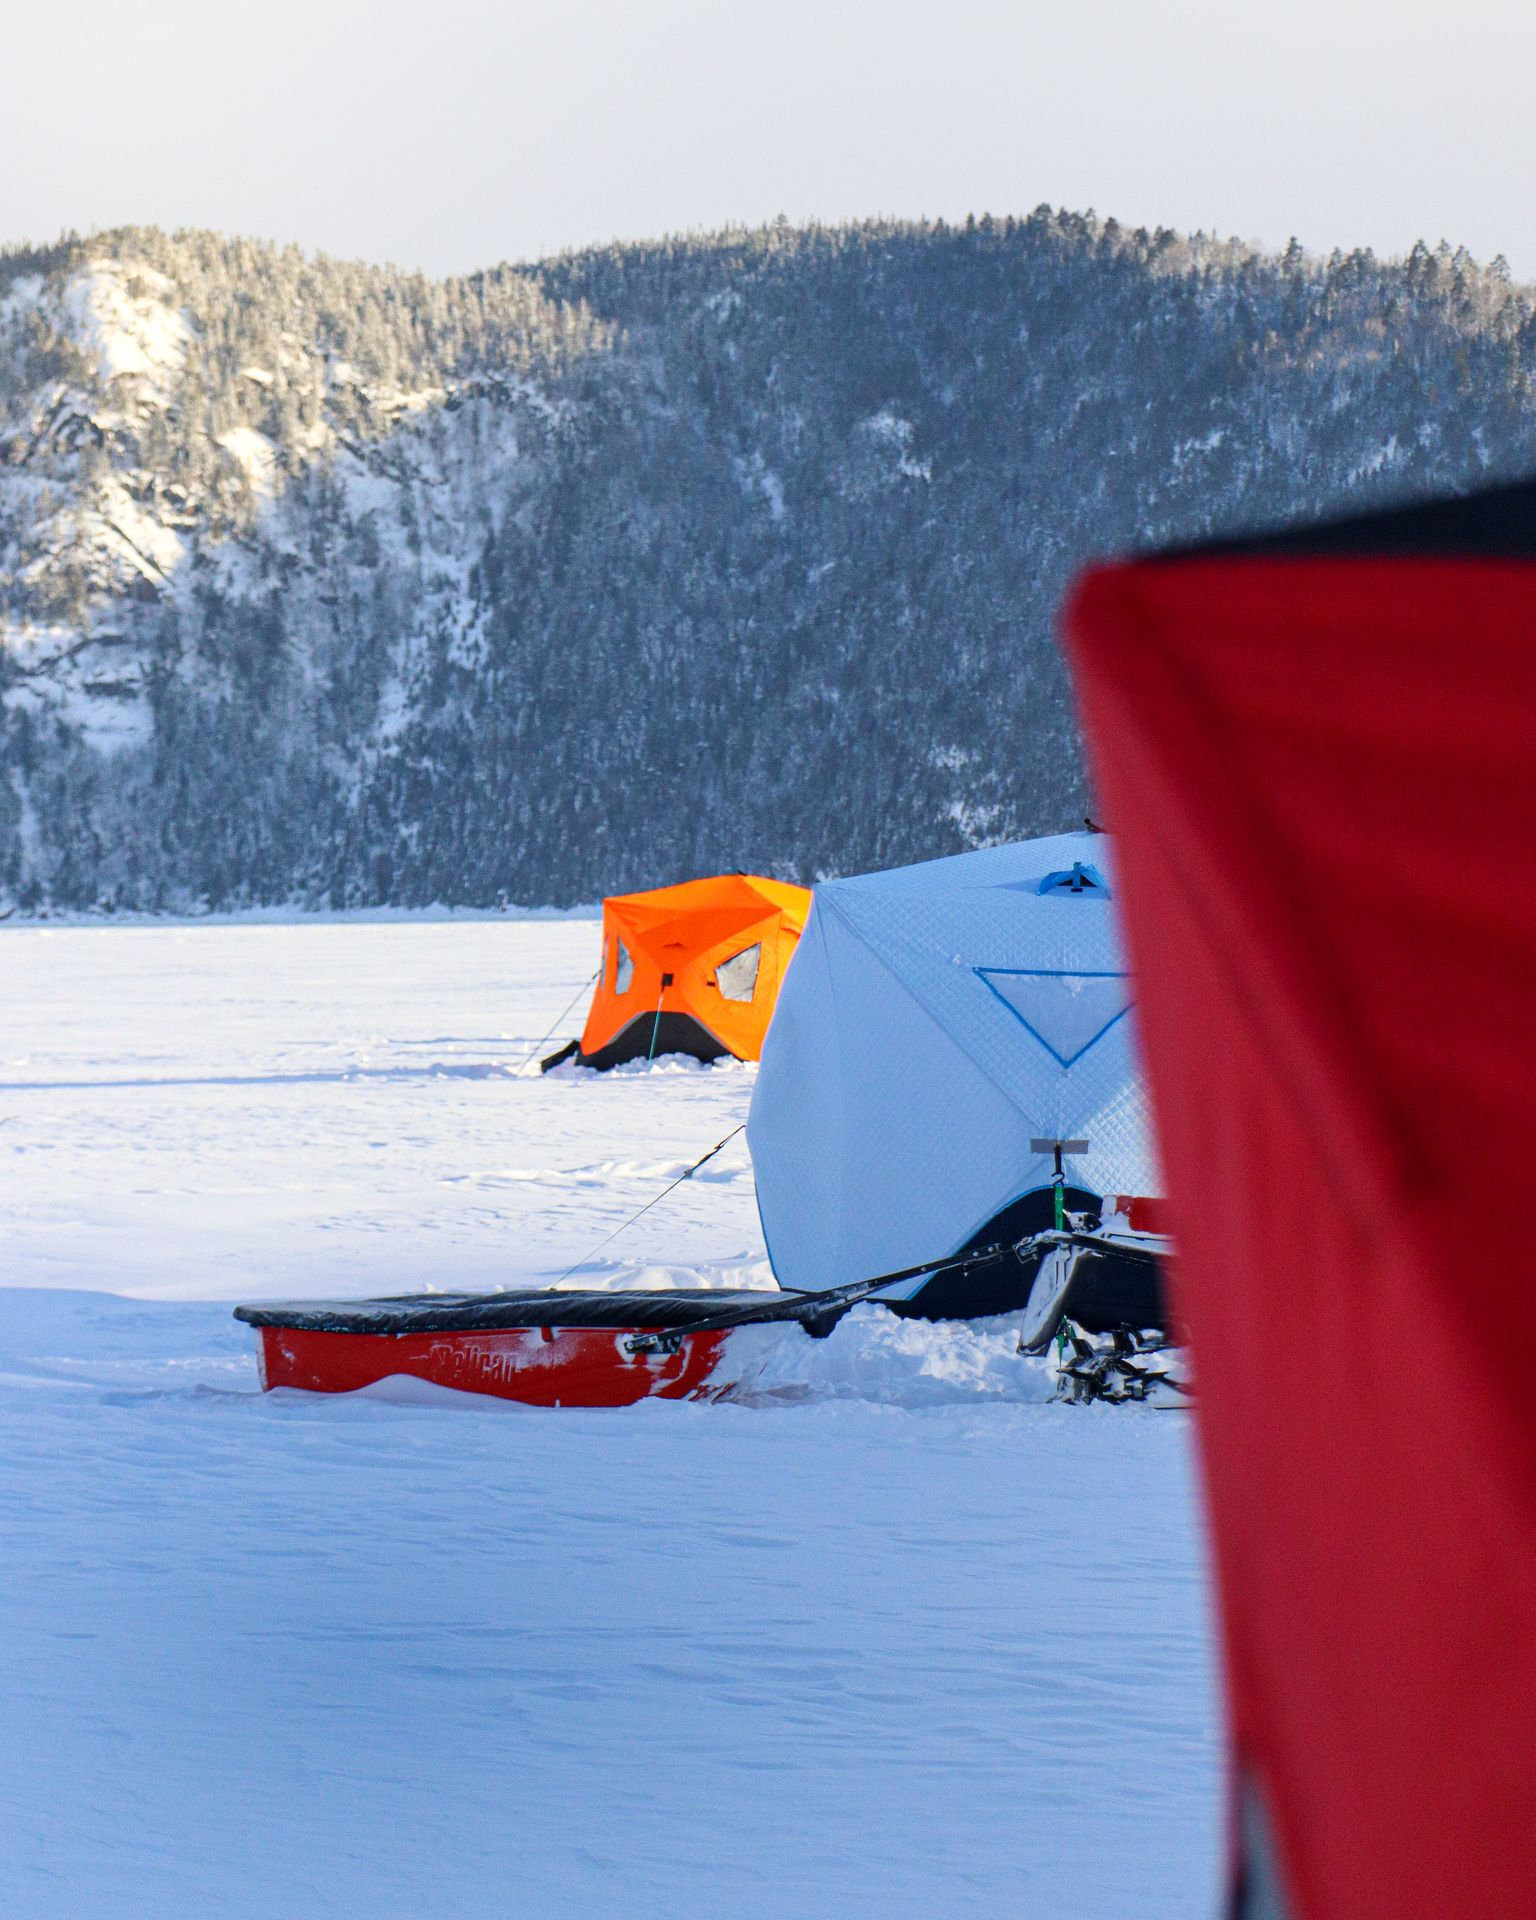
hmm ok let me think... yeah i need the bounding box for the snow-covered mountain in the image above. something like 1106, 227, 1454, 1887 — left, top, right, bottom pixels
3, 215, 1534, 909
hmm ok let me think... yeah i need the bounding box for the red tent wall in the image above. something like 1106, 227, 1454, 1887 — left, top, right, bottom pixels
1065, 515, 1536, 1920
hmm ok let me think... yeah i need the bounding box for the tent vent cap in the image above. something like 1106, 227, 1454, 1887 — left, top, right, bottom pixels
1038, 862, 1109, 898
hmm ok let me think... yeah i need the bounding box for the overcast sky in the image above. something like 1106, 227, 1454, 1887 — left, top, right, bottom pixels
5, 0, 1533, 278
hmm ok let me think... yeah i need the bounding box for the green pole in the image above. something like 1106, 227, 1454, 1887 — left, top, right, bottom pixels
1032, 1136, 1088, 1228
647, 972, 674, 1060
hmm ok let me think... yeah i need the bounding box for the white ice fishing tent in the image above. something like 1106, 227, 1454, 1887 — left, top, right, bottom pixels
747, 833, 1160, 1314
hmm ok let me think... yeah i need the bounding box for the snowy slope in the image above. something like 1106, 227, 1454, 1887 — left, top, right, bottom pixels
0, 919, 1221, 1917
6, 221, 1536, 912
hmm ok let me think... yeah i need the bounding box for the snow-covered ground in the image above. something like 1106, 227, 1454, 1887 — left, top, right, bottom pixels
0, 919, 1221, 1917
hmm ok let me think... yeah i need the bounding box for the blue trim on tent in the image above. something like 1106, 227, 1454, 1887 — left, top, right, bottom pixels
973, 966, 1134, 1068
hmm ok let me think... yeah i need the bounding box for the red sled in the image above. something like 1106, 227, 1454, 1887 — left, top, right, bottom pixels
233, 1289, 802, 1407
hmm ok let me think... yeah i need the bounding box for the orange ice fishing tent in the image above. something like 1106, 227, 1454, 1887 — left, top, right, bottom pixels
544, 875, 812, 1071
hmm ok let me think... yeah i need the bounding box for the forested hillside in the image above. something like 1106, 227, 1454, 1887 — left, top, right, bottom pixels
2, 212, 1533, 909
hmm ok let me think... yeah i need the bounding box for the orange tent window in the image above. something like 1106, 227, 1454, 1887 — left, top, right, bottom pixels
715, 944, 760, 1002
613, 939, 634, 995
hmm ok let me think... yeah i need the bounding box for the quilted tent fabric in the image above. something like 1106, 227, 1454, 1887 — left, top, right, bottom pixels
1065, 478, 1536, 1920
747, 834, 1159, 1297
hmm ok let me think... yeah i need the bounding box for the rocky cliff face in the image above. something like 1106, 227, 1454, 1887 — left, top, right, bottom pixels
2, 215, 1533, 908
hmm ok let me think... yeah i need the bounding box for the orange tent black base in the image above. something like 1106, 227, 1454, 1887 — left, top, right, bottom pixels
576, 1011, 732, 1072
541, 1014, 732, 1073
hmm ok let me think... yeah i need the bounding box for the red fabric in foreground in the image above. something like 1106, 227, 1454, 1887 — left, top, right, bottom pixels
1066, 557, 1536, 1920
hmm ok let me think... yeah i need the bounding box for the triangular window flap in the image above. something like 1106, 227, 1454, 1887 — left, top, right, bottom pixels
975, 967, 1132, 1066
614, 938, 634, 995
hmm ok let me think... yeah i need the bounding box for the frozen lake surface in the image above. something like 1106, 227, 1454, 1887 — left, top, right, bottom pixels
0, 919, 1220, 1917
